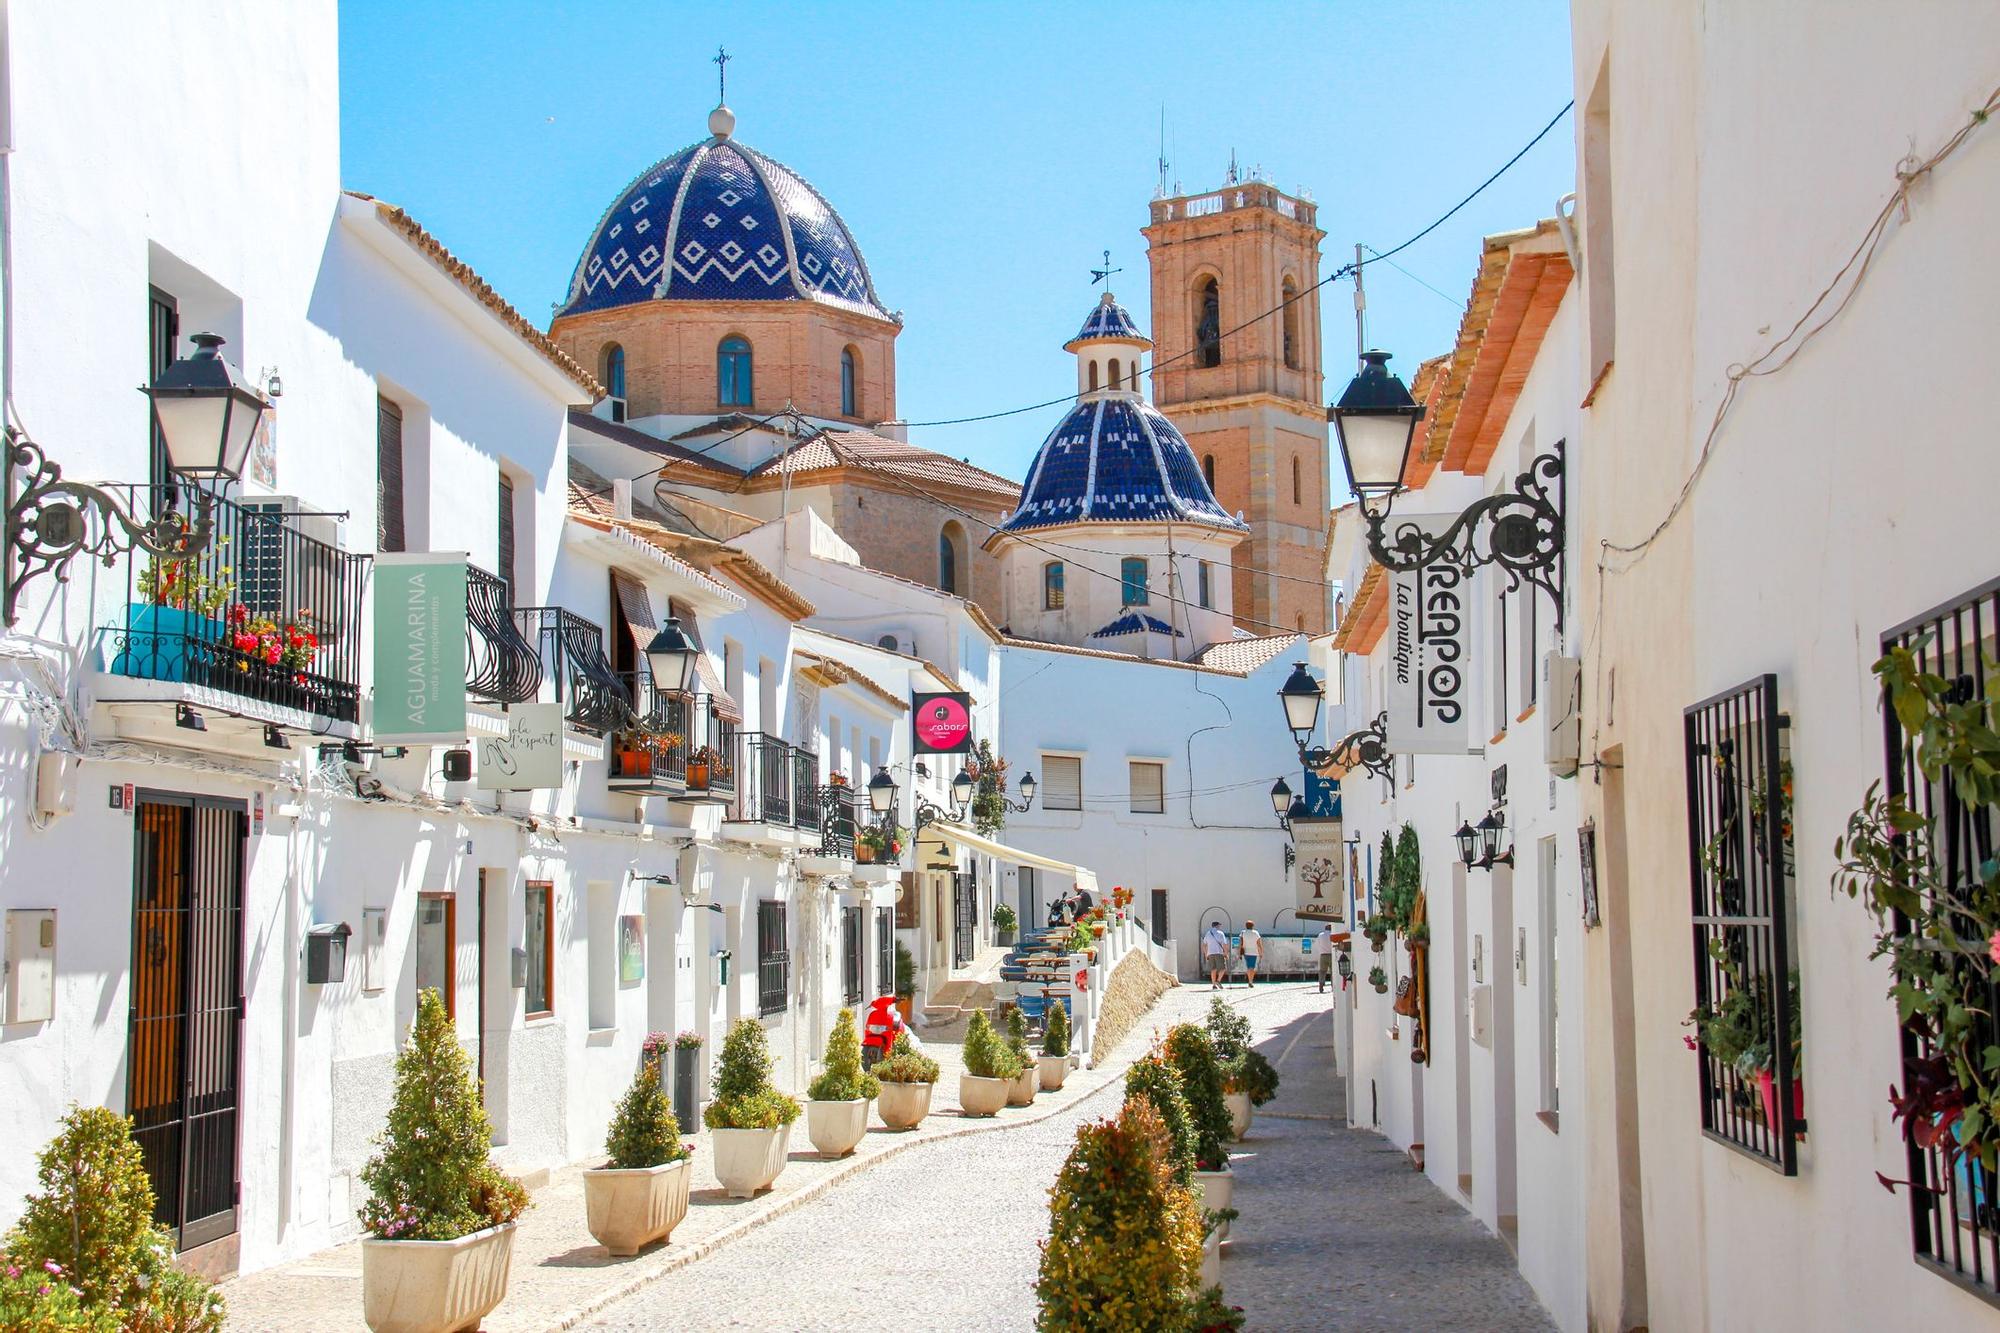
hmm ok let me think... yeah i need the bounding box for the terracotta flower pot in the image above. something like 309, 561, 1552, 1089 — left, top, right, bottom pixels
855, 843, 877, 864
711, 1124, 791, 1198
958, 1072, 1010, 1117
877, 1080, 933, 1130
1007, 1067, 1037, 1106
1757, 1069, 1806, 1131
1194, 1165, 1234, 1240
1225, 1091, 1252, 1141
583, 1158, 690, 1257
806, 1098, 871, 1157
687, 760, 710, 789
361, 1220, 516, 1333
1037, 1054, 1070, 1091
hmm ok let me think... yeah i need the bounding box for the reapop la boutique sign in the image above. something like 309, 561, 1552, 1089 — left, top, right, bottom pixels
372, 553, 468, 745
1384, 515, 1472, 755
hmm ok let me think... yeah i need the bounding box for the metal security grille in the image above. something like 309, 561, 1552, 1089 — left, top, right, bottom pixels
954, 871, 977, 969
876, 907, 894, 998
757, 901, 789, 1016
1683, 674, 1800, 1173
147, 287, 179, 506
129, 795, 245, 1252
376, 396, 405, 553
1883, 580, 2000, 1299
841, 906, 863, 1004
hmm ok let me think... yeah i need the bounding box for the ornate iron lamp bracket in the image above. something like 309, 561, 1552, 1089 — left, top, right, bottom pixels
4, 427, 215, 626
912, 792, 966, 835
1303, 710, 1394, 781
1360, 442, 1565, 629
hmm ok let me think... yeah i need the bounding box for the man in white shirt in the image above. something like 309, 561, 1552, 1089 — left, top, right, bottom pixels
1240, 921, 1264, 988
1200, 923, 1230, 990
1313, 924, 1336, 993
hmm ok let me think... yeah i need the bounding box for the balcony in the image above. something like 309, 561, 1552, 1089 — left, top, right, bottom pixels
681, 696, 739, 804
727, 733, 822, 837
466, 564, 542, 707
513, 606, 634, 735
605, 671, 688, 793
98, 483, 367, 725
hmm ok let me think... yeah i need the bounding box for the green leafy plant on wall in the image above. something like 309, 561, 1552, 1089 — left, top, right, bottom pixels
1377, 823, 1421, 937
968, 739, 1010, 836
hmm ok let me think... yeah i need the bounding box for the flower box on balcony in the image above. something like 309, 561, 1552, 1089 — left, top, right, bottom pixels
109, 603, 214, 682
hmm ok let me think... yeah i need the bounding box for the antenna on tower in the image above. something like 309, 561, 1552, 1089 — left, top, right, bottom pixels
1225, 148, 1239, 186
1156, 106, 1170, 198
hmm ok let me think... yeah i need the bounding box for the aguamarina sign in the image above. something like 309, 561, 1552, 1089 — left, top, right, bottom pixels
1385, 514, 1473, 756
372, 553, 468, 745
911, 691, 973, 755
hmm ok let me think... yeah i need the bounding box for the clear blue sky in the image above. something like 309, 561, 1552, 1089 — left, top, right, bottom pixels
339, 0, 1575, 486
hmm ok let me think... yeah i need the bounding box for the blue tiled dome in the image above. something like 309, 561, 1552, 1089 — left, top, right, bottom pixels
1066, 293, 1149, 349
561, 129, 891, 320
1001, 397, 1247, 535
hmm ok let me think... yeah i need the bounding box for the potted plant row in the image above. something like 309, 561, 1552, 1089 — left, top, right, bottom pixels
994, 901, 1018, 946
806, 1009, 880, 1156
703, 1019, 800, 1198
1207, 996, 1279, 1141
360, 988, 528, 1333
1038, 997, 1072, 1091
959, 1010, 1022, 1116
1166, 1023, 1237, 1240
1683, 942, 1805, 1130
583, 1056, 691, 1256
1004, 1006, 1038, 1106
874, 1034, 940, 1129
855, 822, 907, 866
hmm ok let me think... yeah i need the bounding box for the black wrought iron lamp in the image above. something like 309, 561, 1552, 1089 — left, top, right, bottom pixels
1330, 349, 1565, 626
1273, 779, 1311, 871
4, 332, 270, 625
1455, 809, 1515, 871
643, 616, 701, 693
914, 763, 977, 833
1277, 661, 1393, 780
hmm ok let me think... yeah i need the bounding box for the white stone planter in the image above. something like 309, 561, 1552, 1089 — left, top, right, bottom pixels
1225, 1090, 1253, 1141
958, 1072, 1010, 1117
711, 1123, 792, 1199
1037, 1053, 1070, 1091
1007, 1067, 1037, 1106
877, 1081, 933, 1129
361, 1219, 516, 1333
806, 1098, 871, 1157
1200, 1231, 1221, 1288
1194, 1165, 1234, 1241
583, 1158, 690, 1257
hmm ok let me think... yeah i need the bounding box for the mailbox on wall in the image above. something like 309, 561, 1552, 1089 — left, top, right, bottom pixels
305, 921, 351, 985
4, 909, 56, 1024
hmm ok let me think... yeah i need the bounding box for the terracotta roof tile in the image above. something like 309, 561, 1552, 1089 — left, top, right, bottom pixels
1191, 634, 1301, 674
747, 427, 1021, 505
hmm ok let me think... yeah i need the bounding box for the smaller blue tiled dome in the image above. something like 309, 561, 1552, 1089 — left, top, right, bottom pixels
1066, 292, 1149, 350
1001, 396, 1246, 536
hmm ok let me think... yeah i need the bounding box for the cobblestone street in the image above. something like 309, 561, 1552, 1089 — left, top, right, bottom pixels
584, 981, 1554, 1331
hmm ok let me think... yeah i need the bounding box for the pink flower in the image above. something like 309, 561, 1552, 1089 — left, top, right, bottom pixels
42, 1261, 60, 1275
1990, 929, 2000, 965
1684, 1035, 1698, 1052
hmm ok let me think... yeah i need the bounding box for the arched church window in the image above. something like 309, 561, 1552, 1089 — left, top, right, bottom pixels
1120, 557, 1148, 607
1194, 277, 1221, 368
939, 522, 965, 594
1108, 357, 1121, 389
1203, 454, 1216, 490
718, 336, 754, 407
602, 343, 627, 421
1044, 561, 1065, 610
1088, 360, 1100, 392
841, 346, 859, 417
1282, 277, 1300, 370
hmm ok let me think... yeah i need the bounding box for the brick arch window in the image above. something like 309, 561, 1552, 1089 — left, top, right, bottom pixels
601, 343, 627, 421
1088, 360, 1100, 392
1282, 277, 1300, 370
939, 521, 966, 594
718, 336, 754, 407
841, 345, 859, 417
1203, 454, 1216, 490
1194, 276, 1221, 368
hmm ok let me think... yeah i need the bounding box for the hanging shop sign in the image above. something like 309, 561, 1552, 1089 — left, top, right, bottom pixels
910, 691, 974, 755
476, 702, 564, 790
1384, 515, 1473, 755
1293, 818, 1346, 922
372, 552, 469, 745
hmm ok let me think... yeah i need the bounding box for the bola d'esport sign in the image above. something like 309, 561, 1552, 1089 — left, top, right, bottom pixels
911, 691, 973, 755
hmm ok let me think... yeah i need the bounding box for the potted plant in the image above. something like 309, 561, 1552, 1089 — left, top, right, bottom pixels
359, 988, 527, 1333
702, 1018, 801, 1198
1003, 1006, 1037, 1106
1165, 1024, 1236, 1238
111, 550, 233, 684
959, 1010, 1018, 1116
5, 1104, 227, 1330
1206, 997, 1265, 1141
1368, 965, 1389, 994
806, 1009, 880, 1157
994, 901, 1018, 946
1038, 998, 1072, 1091
873, 1033, 941, 1130
1124, 1049, 1198, 1185
893, 940, 918, 1022
1683, 944, 1804, 1130
685, 744, 720, 790
1066, 921, 1094, 955
1221, 1048, 1281, 1143
855, 822, 906, 867
583, 1055, 692, 1256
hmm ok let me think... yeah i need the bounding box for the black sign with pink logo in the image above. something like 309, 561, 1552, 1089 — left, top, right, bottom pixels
911, 691, 973, 754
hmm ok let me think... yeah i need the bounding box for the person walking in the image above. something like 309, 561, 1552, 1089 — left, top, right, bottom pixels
1240, 920, 1264, 988
1201, 922, 1230, 990
1313, 923, 1336, 993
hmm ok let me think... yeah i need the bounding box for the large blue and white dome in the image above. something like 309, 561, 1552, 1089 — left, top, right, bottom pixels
560, 110, 892, 320
1002, 395, 1246, 535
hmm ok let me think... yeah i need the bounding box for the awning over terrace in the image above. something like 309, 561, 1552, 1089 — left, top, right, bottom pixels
925, 822, 1099, 896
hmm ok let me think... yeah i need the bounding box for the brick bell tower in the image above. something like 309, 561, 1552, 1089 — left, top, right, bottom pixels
1143, 177, 1328, 635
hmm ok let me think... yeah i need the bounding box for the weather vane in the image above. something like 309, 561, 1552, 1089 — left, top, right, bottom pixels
714, 46, 731, 103
1090, 249, 1122, 289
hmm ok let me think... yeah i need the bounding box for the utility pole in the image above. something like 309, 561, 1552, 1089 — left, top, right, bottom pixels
1353, 242, 1367, 367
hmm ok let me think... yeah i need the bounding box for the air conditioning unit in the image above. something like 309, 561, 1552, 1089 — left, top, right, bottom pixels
1544, 652, 1582, 777
238, 497, 350, 636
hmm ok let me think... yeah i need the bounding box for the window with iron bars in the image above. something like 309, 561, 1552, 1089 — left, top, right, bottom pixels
841, 906, 863, 1005
1881, 579, 2000, 1301
876, 907, 895, 998
1682, 673, 1802, 1173
756, 901, 789, 1017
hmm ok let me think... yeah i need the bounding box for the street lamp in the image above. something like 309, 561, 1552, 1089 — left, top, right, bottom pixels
1330, 349, 1566, 627
868, 766, 897, 816
1270, 777, 1292, 820
643, 616, 700, 694
1276, 662, 1393, 781
951, 765, 975, 808
4, 332, 271, 625
1478, 809, 1514, 869
1454, 821, 1480, 868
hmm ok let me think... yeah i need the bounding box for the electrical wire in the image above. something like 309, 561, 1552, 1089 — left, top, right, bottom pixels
1361, 245, 1464, 309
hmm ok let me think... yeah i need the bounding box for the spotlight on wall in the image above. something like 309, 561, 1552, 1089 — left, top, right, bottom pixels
175, 704, 206, 733
263, 724, 289, 750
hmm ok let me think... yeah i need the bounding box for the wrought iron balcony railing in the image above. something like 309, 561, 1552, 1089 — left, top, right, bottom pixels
100, 482, 367, 721
466, 563, 542, 706
512, 606, 633, 735
732, 732, 795, 826
607, 669, 687, 790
